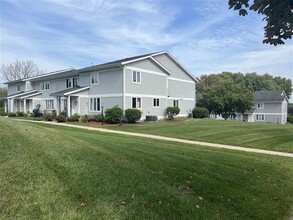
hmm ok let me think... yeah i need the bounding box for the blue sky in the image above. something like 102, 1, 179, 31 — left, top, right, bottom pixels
0, 0, 292, 84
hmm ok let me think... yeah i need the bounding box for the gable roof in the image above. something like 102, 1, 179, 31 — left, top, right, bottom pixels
254, 90, 288, 102
50, 86, 89, 97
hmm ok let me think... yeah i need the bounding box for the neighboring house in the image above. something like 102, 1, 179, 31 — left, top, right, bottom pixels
240, 90, 288, 124
5, 51, 197, 120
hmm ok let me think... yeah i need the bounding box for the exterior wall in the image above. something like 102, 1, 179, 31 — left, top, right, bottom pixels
167, 79, 195, 98
88, 69, 123, 95
167, 99, 194, 116
153, 54, 194, 81
86, 96, 123, 116
8, 82, 26, 95
126, 59, 165, 73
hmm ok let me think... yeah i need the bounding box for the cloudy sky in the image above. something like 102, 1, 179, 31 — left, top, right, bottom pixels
0, 0, 292, 84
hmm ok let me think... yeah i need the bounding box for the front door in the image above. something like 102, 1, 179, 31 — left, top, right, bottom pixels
71, 96, 79, 115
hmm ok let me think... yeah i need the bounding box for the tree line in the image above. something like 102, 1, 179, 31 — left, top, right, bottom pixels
196, 72, 292, 120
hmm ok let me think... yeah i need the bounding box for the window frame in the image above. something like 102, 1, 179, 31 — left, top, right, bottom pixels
256, 114, 265, 121
91, 72, 100, 85
257, 102, 264, 109
153, 98, 160, 108
173, 100, 179, 107
132, 71, 141, 84
40, 82, 50, 91
16, 84, 21, 92
66, 77, 79, 88
45, 100, 54, 110
89, 97, 101, 112
132, 97, 142, 109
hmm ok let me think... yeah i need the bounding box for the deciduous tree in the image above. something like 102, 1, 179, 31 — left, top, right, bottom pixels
228, 0, 292, 45
1, 60, 44, 82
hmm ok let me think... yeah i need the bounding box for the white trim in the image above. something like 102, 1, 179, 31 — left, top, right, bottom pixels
125, 93, 195, 101
121, 55, 153, 65
90, 72, 100, 85
21, 92, 42, 99
7, 90, 37, 99
132, 70, 141, 84
131, 97, 142, 109
253, 112, 287, 115
125, 66, 166, 77
167, 97, 195, 101
88, 93, 123, 98
150, 57, 171, 75
153, 98, 160, 108
89, 97, 101, 112
168, 77, 195, 84
123, 68, 126, 110
64, 86, 90, 96
78, 96, 81, 114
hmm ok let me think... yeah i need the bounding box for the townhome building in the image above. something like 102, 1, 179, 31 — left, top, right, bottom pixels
5, 51, 197, 120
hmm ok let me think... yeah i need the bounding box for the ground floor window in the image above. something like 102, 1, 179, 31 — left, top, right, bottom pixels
153, 98, 159, 107
173, 100, 179, 107
89, 97, 101, 112
132, 97, 141, 108
256, 114, 265, 121
46, 100, 54, 110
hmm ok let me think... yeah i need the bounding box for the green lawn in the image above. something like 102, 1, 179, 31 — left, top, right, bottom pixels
1, 117, 293, 219
107, 119, 293, 153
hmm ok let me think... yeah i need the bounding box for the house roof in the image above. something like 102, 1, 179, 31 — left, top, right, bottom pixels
6, 90, 38, 99
50, 86, 89, 96
253, 90, 287, 102
78, 52, 161, 73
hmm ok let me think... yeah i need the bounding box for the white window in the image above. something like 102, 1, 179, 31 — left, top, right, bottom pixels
46, 100, 54, 110
132, 97, 141, 108
153, 98, 160, 107
132, 71, 141, 83
89, 97, 101, 112
16, 84, 21, 92
91, 72, 99, 84
173, 100, 179, 107
257, 102, 264, 109
40, 82, 50, 90
256, 114, 265, 121
66, 77, 78, 88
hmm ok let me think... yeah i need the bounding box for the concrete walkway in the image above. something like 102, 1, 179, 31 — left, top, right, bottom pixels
17, 119, 293, 158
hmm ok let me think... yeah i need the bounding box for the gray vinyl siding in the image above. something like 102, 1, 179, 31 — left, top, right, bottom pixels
254, 102, 283, 114
86, 97, 123, 116
8, 82, 26, 95
88, 69, 123, 95
153, 54, 194, 81
78, 73, 90, 86
167, 99, 194, 116
168, 79, 195, 99
124, 68, 167, 95
125, 59, 165, 73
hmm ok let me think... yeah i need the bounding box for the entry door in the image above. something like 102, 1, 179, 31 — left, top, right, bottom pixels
71, 97, 79, 115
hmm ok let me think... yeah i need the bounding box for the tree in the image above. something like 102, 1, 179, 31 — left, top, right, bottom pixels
273, 76, 292, 99
228, 0, 292, 45
0, 60, 44, 82
198, 79, 253, 120
0, 87, 7, 110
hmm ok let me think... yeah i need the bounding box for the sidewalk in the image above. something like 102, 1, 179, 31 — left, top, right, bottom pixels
16, 119, 293, 158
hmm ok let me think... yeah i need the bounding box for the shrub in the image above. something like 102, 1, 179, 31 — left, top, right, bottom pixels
287, 116, 293, 124
55, 114, 66, 123
80, 115, 88, 123
16, 111, 25, 117
43, 114, 54, 121
68, 113, 80, 122
166, 106, 180, 119
0, 108, 6, 116
192, 107, 209, 118
96, 114, 103, 122
105, 106, 123, 124
125, 108, 142, 123
7, 112, 17, 117
88, 115, 97, 122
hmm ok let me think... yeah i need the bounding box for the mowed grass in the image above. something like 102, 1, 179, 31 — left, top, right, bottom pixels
107, 119, 293, 153
0, 117, 293, 219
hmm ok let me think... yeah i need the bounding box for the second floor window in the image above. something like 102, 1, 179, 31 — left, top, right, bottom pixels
40, 82, 50, 90
91, 72, 99, 84
132, 71, 141, 83
257, 102, 264, 109
66, 77, 78, 88
16, 84, 21, 92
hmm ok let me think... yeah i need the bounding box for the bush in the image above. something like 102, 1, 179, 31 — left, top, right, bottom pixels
80, 115, 88, 123
88, 115, 97, 122
287, 116, 293, 124
43, 114, 54, 121
192, 107, 209, 118
55, 113, 66, 123
166, 106, 180, 119
105, 106, 123, 124
68, 113, 80, 122
125, 108, 142, 123
0, 108, 6, 116
96, 114, 103, 122
7, 112, 17, 117
16, 111, 25, 117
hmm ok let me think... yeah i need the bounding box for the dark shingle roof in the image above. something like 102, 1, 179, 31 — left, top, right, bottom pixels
253, 90, 287, 102
78, 51, 162, 73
